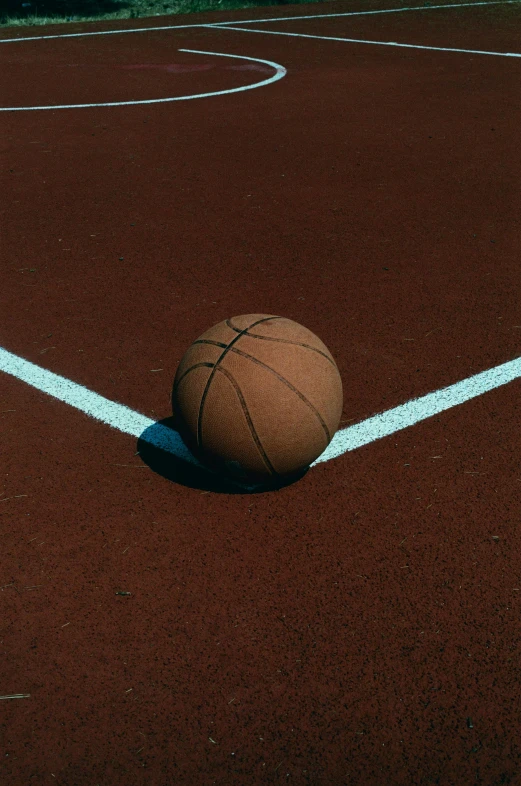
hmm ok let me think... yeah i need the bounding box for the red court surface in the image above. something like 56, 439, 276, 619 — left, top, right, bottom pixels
1, 1, 521, 783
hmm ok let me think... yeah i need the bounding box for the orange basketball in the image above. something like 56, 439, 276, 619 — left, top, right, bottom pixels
172, 314, 343, 482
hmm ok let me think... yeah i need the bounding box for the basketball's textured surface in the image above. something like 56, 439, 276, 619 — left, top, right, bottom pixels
172, 314, 343, 482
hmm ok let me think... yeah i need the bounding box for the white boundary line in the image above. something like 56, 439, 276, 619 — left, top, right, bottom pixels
313, 356, 521, 464
211, 24, 521, 58
0, 2, 518, 44
1, 1, 520, 477
213, 0, 521, 25
0, 49, 286, 111
1, 345, 520, 470
0, 22, 195, 43
0, 346, 203, 467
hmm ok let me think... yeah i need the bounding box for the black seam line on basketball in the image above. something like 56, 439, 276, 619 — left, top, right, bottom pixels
229, 346, 331, 444
196, 316, 281, 450
226, 317, 281, 335
192, 339, 228, 349
241, 333, 336, 365
173, 362, 215, 392
226, 318, 336, 367
213, 366, 278, 477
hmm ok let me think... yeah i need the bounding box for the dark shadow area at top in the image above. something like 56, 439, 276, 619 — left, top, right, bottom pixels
0, 0, 129, 22
137, 417, 307, 495
0, 0, 299, 24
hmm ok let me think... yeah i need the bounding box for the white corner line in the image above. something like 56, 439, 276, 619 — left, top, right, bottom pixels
213, 24, 521, 59
0, 49, 286, 111
1, 345, 521, 470
0, 345, 203, 466
0, 1, 517, 43
312, 355, 521, 464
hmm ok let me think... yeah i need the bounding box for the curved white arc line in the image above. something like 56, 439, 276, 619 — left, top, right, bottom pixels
0, 49, 286, 112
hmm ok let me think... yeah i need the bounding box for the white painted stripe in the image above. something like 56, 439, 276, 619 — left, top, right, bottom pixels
0, 694, 31, 700
0, 346, 203, 466
0, 22, 196, 43
312, 355, 521, 464
0, 2, 516, 43
213, 25, 521, 59
0, 49, 286, 111
214, 0, 520, 26
2, 346, 521, 472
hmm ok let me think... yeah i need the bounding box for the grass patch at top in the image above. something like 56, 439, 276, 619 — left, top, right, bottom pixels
0, 0, 340, 28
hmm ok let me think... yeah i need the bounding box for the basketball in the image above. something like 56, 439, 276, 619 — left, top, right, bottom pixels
172, 314, 343, 483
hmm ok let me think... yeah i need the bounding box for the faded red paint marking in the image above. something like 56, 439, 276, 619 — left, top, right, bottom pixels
228, 63, 274, 72
117, 63, 274, 73
118, 62, 214, 73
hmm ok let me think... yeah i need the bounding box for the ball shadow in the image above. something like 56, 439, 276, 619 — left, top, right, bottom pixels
137, 417, 307, 494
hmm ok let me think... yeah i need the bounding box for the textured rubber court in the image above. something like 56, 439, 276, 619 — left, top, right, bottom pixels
1, 1, 521, 783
